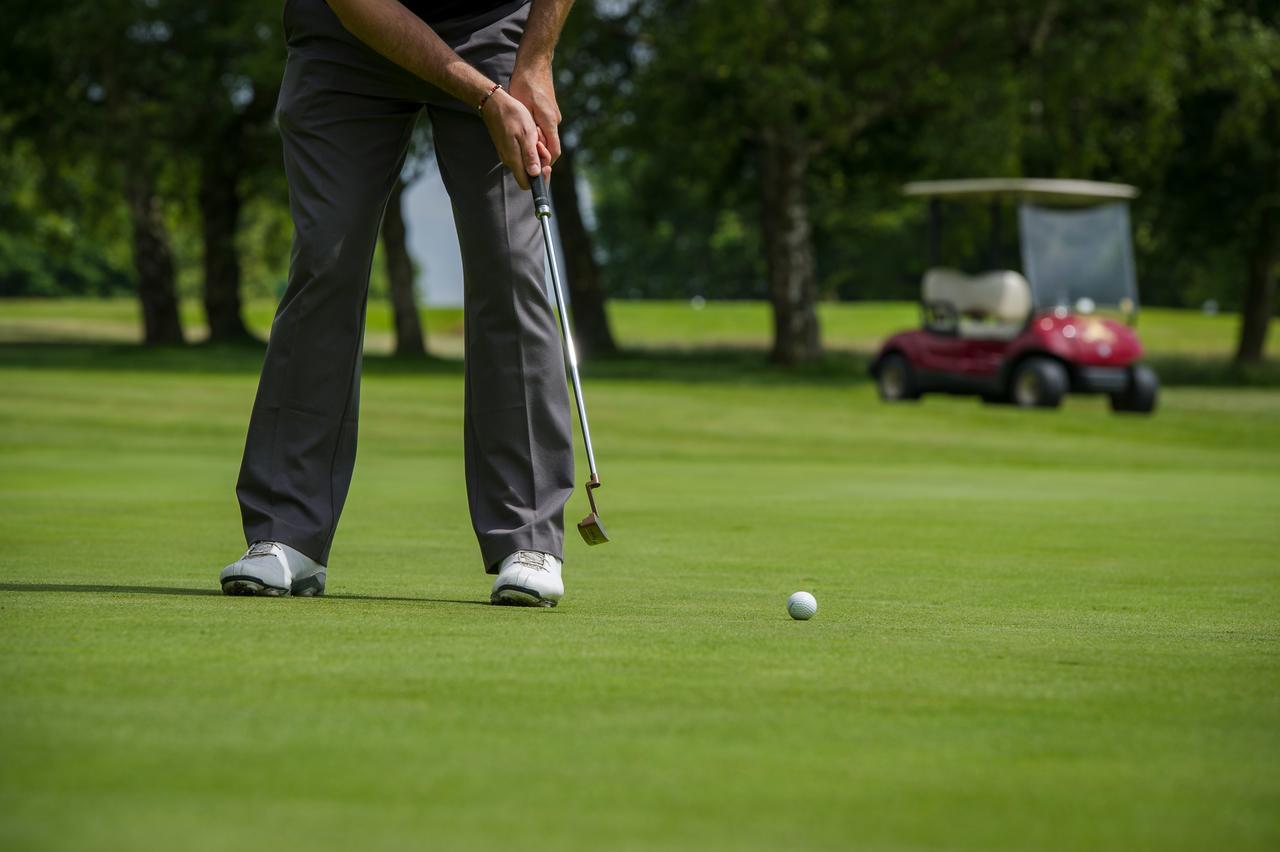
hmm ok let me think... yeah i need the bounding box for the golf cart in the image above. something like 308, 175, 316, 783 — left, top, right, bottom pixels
871, 179, 1158, 413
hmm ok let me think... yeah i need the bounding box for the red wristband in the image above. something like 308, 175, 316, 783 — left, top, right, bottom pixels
477, 83, 501, 112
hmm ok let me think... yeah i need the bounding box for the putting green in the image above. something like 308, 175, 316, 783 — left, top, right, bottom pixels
1, 330, 1278, 850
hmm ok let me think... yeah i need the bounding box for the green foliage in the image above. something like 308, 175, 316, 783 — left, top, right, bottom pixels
577, 0, 1034, 302
2, 0, 1274, 350
3, 0, 288, 302
569, 0, 1277, 319
589, 162, 766, 299
0, 140, 134, 297
1145, 0, 1280, 309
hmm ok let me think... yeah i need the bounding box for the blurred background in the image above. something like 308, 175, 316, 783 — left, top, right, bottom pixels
2, 0, 1275, 371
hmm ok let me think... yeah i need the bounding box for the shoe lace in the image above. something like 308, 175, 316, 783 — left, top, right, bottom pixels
513, 550, 548, 572
246, 541, 280, 559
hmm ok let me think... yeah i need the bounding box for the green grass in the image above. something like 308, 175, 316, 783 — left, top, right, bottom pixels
0, 296, 1262, 355
1, 302, 1278, 851
0, 297, 468, 355
4, 296, 1274, 385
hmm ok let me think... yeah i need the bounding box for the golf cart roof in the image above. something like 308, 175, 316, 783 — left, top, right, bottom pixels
903, 178, 1138, 205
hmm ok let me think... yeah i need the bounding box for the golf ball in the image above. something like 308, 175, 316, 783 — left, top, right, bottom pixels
787, 591, 818, 620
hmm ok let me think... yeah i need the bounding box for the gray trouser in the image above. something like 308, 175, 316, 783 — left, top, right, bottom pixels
236, 0, 573, 570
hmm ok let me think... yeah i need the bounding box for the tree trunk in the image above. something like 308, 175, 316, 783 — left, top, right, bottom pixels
1234, 208, 1277, 365
199, 140, 251, 342
382, 177, 427, 358
125, 173, 184, 345
760, 129, 822, 365
549, 149, 618, 357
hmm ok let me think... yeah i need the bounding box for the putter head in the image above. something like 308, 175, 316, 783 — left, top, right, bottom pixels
578, 512, 608, 545
577, 475, 609, 545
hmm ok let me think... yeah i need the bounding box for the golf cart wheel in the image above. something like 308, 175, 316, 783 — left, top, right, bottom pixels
1110, 364, 1159, 414
1010, 357, 1068, 409
876, 353, 920, 402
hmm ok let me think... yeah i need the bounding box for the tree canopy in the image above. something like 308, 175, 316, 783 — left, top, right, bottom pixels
2, 0, 1275, 361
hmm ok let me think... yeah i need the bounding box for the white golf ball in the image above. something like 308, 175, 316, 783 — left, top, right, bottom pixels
787, 591, 817, 620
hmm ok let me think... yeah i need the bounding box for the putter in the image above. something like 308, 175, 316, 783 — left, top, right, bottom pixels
531, 173, 609, 546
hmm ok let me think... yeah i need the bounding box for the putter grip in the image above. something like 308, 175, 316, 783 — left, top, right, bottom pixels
530, 173, 551, 216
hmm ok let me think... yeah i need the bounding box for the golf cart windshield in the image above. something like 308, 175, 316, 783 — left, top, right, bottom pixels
1018, 203, 1138, 313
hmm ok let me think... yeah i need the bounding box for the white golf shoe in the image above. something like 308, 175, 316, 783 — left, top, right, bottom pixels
490, 550, 563, 608
219, 541, 327, 597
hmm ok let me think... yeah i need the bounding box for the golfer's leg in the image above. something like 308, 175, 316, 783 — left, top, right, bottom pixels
428, 106, 575, 571
236, 52, 419, 565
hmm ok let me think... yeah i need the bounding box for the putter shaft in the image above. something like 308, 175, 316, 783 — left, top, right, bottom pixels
531, 174, 607, 545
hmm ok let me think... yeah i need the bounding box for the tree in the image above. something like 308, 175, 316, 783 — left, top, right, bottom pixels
0, 137, 136, 299
545, 3, 632, 355
125, 171, 184, 344
550, 148, 618, 356
1163, 1, 1278, 363
5, 0, 192, 343
88, 1, 287, 343
381, 175, 428, 358
152, 2, 284, 342
378, 118, 435, 359
596, 0, 1012, 364
4, 1, 287, 344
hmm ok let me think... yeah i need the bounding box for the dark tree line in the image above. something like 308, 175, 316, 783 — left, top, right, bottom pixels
3, 0, 1276, 364
578, 0, 1277, 364
5, 0, 286, 344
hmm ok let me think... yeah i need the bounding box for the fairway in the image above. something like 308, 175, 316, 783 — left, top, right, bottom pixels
2, 314, 1279, 850
7, 0, 1278, 841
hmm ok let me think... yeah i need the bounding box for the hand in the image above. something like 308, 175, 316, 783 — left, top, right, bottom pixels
508, 65, 562, 165
480, 88, 545, 190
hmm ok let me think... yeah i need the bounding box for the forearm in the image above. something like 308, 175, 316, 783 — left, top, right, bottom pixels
325, 0, 494, 106
514, 0, 575, 74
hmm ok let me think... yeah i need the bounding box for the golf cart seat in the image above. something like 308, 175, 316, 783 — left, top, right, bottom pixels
922, 268, 1031, 339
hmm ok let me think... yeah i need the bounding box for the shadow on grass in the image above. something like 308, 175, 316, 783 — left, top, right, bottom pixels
0, 340, 876, 387
1, 341, 1275, 388
1145, 354, 1280, 388
0, 583, 222, 596
593, 346, 874, 386
0, 341, 463, 377
0, 582, 488, 606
